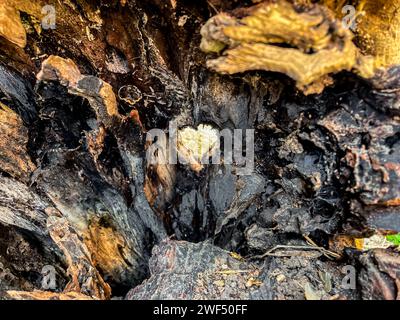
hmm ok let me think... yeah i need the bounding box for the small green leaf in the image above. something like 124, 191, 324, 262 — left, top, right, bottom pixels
386, 234, 400, 246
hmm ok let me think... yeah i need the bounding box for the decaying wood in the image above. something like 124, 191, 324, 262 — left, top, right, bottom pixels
0, 176, 48, 237
0, 0, 399, 300
351, 248, 400, 300
34, 55, 167, 289
200, 0, 375, 94
6, 290, 98, 300
46, 216, 111, 299
0, 102, 35, 182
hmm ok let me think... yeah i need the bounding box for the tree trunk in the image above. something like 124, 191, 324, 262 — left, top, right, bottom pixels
0, 0, 399, 300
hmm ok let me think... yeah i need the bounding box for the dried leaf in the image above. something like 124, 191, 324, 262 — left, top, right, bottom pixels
304, 282, 323, 300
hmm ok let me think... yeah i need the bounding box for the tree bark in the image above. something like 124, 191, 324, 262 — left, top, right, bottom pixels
0, 0, 399, 300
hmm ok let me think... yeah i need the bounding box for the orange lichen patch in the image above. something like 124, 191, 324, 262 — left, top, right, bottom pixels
245, 277, 263, 288
38, 55, 122, 129
37, 56, 83, 87
83, 216, 133, 284
144, 163, 176, 209
0, 102, 36, 183
7, 216, 113, 300
301, 75, 334, 96
329, 235, 360, 252
99, 82, 120, 118
6, 290, 97, 300
143, 180, 157, 208
381, 199, 400, 207
201, 0, 375, 94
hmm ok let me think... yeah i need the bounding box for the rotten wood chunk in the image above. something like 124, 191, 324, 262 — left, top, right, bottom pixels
0, 64, 37, 124
353, 248, 400, 300
37, 56, 121, 129
7, 216, 112, 300
33, 147, 149, 285
319, 101, 400, 209
46, 216, 111, 300
126, 239, 355, 300
126, 239, 269, 300
200, 0, 375, 94
368, 66, 400, 115
0, 176, 48, 237
0, 217, 67, 299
